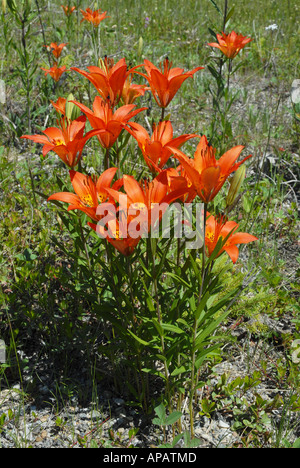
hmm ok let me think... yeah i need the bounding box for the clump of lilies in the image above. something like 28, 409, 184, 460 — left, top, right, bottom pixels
21, 21, 258, 435
22, 49, 257, 279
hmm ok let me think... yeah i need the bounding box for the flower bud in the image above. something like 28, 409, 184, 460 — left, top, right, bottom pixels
65, 93, 81, 121
226, 165, 246, 207
2, 0, 6, 14
138, 37, 143, 57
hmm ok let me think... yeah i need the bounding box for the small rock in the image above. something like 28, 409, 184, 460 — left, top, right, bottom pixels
218, 420, 230, 429
90, 410, 101, 420
114, 398, 125, 406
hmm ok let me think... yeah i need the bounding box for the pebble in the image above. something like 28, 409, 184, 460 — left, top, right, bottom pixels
90, 410, 101, 420
114, 398, 125, 406
218, 420, 230, 429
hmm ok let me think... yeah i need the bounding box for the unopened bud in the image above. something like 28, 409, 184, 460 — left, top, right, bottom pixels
2, 0, 6, 14
226, 165, 246, 207
138, 37, 143, 57
65, 93, 81, 121
98, 57, 105, 70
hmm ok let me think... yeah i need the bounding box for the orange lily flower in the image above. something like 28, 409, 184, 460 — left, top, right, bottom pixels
72, 97, 147, 149
80, 8, 109, 27
41, 63, 67, 82
61, 5, 76, 16
165, 165, 197, 203
48, 168, 118, 221
205, 212, 258, 263
88, 171, 188, 255
208, 31, 252, 59
88, 215, 141, 257
106, 171, 188, 236
71, 57, 142, 108
125, 120, 199, 173
44, 42, 68, 59
167, 135, 252, 203
20, 116, 106, 168
50, 97, 67, 115
121, 75, 150, 105
137, 57, 204, 108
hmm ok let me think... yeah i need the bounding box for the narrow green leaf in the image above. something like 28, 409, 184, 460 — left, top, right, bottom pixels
170, 366, 187, 377
155, 245, 173, 280
161, 323, 184, 334
138, 257, 153, 278
142, 368, 166, 380
152, 318, 164, 337
164, 272, 191, 288
208, 27, 217, 40
209, 0, 222, 15
127, 329, 151, 346
195, 290, 210, 320
195, 343, 222, 369
194, 309, 229, 350
225, 6, 235, 24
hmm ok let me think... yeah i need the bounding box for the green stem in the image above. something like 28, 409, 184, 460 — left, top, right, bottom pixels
223, 0, 228, 32
115, 140, 121, 178
189, 202, 208, 437
35, 0, 52, 67
104, 147, 110, 171
227, 58, 232, 92
127, 258, 147, 411
151, 240, 171, 410
198, 204, 208, 304
217, 0, 228, 85
78, 216, 100, 305
21, 16, 31, 134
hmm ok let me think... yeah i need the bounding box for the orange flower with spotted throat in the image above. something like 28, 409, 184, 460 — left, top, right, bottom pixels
208, 31, 252, 59
48, 168, 119, 222
205, 212, 258, 263
167, 135, 252, 203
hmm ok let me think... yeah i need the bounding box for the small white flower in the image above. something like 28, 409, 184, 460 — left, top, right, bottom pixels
265, 24, 278, 31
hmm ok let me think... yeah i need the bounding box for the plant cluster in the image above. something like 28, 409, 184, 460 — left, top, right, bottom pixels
17, 2, 260, 438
